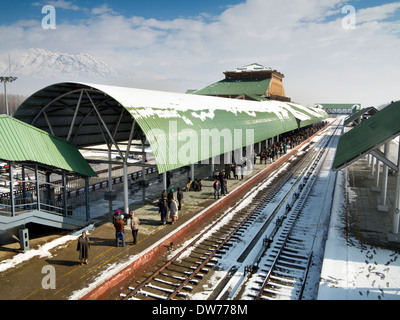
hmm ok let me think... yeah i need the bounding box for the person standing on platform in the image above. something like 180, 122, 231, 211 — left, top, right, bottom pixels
77, 231, 90, 265
218, 171, 225, 195
114, 215, 126, 247
213, 179, 221, 199
160, 198, 169, 225
170, 198, 178, 224
167, 188, 174, 207
130, 211, 140, 245
234, 165, 239, 179
177, 187, 183, 210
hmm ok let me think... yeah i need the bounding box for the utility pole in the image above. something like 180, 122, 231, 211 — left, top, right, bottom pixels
1, 54, 18, 115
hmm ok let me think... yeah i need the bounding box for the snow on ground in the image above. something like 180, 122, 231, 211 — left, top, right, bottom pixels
318, 170, 400, 300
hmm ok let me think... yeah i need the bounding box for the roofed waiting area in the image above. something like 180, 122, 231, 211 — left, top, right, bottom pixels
0, 115, 97, 243
332, 100, 400, 234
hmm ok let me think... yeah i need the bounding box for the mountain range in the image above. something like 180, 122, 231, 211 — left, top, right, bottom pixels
0, 48, 117, 80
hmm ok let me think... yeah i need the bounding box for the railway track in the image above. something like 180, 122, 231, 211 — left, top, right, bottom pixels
118, 121, 340, 300
240, 122, 341, 300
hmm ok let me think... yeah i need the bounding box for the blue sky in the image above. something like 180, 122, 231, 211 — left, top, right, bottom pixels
0, 0, 245, 24
1, 0, 398, 25
0, 0, 399, 107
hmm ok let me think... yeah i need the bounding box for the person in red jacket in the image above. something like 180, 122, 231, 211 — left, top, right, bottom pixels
114, 215, 126, 247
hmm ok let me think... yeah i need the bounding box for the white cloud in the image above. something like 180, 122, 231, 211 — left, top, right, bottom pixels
1, 0, 400, 107
32, 0, 80, 11
91, 4, 117, 16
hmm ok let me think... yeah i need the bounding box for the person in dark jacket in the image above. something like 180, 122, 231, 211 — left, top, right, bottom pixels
167, 189, 174, 207
160, 198, 169, 225
77, 232, 90, 265
177, 187, 183, 210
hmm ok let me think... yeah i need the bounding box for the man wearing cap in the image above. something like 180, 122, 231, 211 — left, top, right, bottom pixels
114, 215, 126, 247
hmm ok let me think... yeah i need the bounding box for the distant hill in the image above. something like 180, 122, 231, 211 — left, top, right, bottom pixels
2, 48, 117, 79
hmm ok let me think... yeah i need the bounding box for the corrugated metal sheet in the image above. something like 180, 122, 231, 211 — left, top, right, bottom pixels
0, 115, 96, 177
343, 107, 378, 127
14, 82, 328, 174
192, 78, 271, 97
332, 100, 400, 170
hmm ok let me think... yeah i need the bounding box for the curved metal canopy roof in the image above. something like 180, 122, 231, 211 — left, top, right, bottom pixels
14, 82, 328, 173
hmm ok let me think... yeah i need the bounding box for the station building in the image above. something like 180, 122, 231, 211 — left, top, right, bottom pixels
188, 63, 290, 102
0, 64, 328, 246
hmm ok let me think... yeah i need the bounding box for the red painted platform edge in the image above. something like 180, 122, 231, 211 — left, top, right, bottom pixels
81, 133, 319, 300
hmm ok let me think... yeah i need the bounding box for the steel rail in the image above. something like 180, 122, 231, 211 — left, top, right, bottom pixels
255, 121, 340, 300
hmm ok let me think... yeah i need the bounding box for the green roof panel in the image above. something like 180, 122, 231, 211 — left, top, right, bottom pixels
332, 101, 400, 170
193, 78, 271, 97
0, 115, 96, 177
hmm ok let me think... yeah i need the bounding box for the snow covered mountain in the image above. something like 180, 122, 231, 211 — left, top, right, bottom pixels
2, 48, 117, 80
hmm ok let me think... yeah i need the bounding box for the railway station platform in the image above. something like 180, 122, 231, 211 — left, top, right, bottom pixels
0, 139, 308, 300
318, 139, 400, 300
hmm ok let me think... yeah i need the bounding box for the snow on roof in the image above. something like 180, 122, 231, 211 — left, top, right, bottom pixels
226, 63, 273, 73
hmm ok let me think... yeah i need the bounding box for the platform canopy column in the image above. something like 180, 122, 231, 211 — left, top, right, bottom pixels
393, 141, 400, 234
379, 142, 390, 212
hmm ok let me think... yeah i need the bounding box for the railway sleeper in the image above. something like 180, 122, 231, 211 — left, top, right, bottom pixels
281, 251, 309, 260
146, 283, 188, 298
276, 259, 307, 270
189, 266, 209, 273
167, 266, 204, 279
153, 278, 193, 292
161, 273, 199, 285
137, 290, 168, 300
261, 286, 294, 299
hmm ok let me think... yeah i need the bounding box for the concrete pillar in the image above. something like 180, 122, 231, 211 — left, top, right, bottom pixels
163, 172, 167, 191
123, 161, 129, 215
371, 160, 381, 191
142, 142, 146, 203
393, 143, 400, 234
191, 164, 195, 181
378, 142, 390, 212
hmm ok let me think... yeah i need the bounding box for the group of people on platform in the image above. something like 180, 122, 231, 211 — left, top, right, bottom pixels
112, 210, 140, 247
76, 209, 140, 265
158, 188, 183, 225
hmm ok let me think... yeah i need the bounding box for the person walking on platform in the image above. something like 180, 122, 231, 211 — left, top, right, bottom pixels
130, 211, 140, 245
177, 187, 183, 210
213, 179, 221, 199
169, 198, 178, 224
114, 215, 126, 247
218, 171, 225, 195
234, 165, 239, 179
160, 198, 169, 225
77, 231, 90, 265
167, 188, 174, 207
